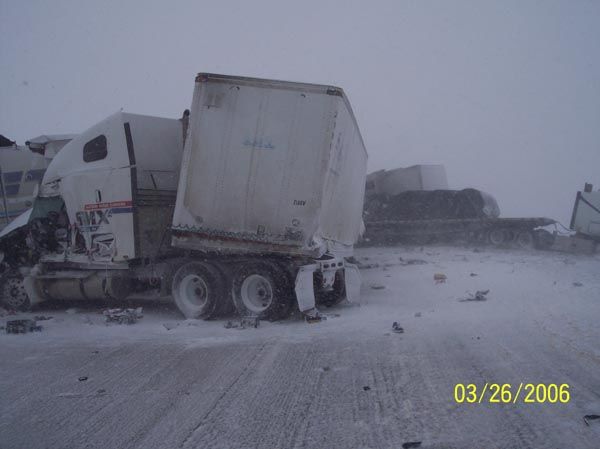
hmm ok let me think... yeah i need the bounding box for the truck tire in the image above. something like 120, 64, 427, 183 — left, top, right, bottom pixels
534, 229, 555, 249
487, 228, 507, 246
515, 230, 534, 249
171, 261, 225, 319
1, 273, 31, 312
231, 261, 292, 320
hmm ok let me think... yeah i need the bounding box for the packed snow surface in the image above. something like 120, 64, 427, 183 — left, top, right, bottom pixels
1, 245, 599, 448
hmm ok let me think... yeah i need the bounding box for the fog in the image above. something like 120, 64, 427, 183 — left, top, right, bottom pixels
1, 0, 598, 225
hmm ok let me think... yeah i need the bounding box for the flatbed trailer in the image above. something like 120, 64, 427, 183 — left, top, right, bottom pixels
363, 217, 556, 249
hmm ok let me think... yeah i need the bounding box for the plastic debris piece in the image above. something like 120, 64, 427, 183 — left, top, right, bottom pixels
402, 443, 422, 449
584, 414, 600, 426
460, 289, 490, 302
103, 307, 143, 325
392, 322, 404, 333
78, 376, 88, 382
6, 319, 42, 334
434, 273, 447, 283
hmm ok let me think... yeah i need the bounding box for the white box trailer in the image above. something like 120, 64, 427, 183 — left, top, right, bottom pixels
365, 165, 448, 197
5, 73, 368, 321
172, 73, 367, 258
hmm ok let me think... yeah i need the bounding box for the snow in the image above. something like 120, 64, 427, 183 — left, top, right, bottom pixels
1, 244, 599, 448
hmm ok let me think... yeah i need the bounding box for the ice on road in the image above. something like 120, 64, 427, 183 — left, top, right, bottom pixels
1, 245, 599, 448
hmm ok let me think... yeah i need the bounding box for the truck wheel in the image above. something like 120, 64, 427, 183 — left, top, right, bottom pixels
487, 229, 507, 246
1, 275, 31, 312
171, 262, 225, 319
534, 229, 555, 249
232, 261, 292, 320
515, 230, 534, 249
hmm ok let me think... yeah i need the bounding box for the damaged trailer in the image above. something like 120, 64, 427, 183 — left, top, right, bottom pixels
4, 73, 368, 320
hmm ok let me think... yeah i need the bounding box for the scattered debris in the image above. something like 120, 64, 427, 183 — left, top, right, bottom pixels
78, 376, 88, 382
57, 392, 82, 398
6, 319, 42, 334
402, 442, 422, 449
572, 282, 583, 287
103, 307, 143, 325
305, 315, 327, 324
370, 283, 386, 290
224, 317, 261, 329
434, 273, 447, 283
363, 386, 371, 391
392, 322, 404, 333
583, 414, 600, 426
399, 257, 428, 265
163, 322, 180, 331
460, 290, 490, 302
414, 312, 422, 318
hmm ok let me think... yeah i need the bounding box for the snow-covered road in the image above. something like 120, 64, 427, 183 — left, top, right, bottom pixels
1, 245, 599, 448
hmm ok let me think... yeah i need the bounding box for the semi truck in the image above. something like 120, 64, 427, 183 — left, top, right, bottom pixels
0, 73, 368, 319
362, 166, 555, 249
0, 134, 74, 230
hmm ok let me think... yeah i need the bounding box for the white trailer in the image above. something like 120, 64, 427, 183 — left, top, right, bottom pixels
5, 74, 368, 319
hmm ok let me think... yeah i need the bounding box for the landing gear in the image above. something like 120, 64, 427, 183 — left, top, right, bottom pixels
171, 261, 226, 319
231, 261, 293, 320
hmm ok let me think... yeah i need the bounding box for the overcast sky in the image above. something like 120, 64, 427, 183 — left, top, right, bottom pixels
1, 0, 599, 224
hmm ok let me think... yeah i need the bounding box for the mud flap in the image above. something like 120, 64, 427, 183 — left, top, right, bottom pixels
343, 262, 361, 304
294, 264, 318, 313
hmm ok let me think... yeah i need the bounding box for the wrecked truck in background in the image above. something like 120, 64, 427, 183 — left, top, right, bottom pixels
3, 73, 368, 320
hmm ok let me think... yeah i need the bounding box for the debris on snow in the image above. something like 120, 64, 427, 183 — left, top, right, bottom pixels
224, 317, 261, 329
363, 386, 371, 391
583, 414, 600, 426
434, 273, 447, 283
460, 290, 490, 302
6, 319, 42, 334
470, 272, 478, 277
402, 442, 422, 449
370, 283, 386, 290
414, 312, 422, 318
103, 308, 143, 325
399, 257, 428, 265
163, 322, 180, 331
34, 315, 53, 321
392, 322, 404, 333
78, 376, 88, 382
572, 282, 583, 287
